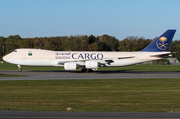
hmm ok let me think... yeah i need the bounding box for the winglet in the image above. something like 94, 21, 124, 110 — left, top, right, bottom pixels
141, 30, 176, 52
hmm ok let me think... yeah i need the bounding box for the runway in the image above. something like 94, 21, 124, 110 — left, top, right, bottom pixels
1, 111, 180, 119
1, 70, 180, 80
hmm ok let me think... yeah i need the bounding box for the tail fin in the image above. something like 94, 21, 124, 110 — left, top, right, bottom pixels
141, 29, 176, 52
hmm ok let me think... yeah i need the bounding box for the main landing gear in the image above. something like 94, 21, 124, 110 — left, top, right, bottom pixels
81, 67, 94, 73
17, 65, 22, 72
81, 68, 87, 72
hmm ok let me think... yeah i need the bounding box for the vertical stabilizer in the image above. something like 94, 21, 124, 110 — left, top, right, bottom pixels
141, 30, 176, 52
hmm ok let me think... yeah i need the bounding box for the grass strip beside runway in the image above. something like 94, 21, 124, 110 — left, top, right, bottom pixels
0, 78, 180, 112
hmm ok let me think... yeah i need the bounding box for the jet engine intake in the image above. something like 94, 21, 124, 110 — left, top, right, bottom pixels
85, 61, 98, 69
64, 62, 77, 70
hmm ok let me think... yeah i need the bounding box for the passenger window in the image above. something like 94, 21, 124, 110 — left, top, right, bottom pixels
13, 50, 17, 52
28, 53, 32, 56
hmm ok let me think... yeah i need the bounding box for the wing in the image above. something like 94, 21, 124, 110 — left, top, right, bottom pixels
51, 56, 135, 67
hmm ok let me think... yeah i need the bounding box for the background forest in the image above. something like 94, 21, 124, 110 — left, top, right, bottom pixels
0, 35, 179, 61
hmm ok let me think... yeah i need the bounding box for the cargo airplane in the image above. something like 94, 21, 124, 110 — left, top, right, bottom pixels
3, 30, 176, 72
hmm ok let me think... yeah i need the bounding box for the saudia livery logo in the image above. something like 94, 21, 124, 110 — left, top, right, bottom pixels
156, 37, 168, 50
55, 53, 103, 59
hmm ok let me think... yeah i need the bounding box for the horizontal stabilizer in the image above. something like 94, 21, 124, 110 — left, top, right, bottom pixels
150, 53, 172, 58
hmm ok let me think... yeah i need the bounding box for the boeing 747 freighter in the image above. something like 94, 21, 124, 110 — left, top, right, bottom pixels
3, 30, 176, 72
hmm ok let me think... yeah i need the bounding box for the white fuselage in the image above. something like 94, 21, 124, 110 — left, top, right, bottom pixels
3, 48, 169, 67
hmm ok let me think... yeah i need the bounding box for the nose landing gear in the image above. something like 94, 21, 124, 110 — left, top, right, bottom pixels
17, 65, 22, 72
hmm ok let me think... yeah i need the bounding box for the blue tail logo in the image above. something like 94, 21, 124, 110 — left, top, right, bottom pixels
142, 29, 176, 52
156, 36, 168, 50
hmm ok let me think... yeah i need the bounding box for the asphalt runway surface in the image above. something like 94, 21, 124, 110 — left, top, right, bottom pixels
1, 111, 180, 119
1, 70, 180, 80
1, 70, 180, 118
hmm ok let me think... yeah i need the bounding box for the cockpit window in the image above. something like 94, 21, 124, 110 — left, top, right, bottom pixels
13, 50, 17, 52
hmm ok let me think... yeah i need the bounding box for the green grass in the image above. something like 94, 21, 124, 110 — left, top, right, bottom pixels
1, 61, 180, 72
0, 62, 64, 71
1, 62, 180, 112
0, 78, 180, 112
98, 65, 180, 72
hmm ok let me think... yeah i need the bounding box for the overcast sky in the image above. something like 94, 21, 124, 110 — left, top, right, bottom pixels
0, 0, 179, 40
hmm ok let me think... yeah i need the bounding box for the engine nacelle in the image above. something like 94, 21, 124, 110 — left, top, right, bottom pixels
64, 63, 77, 70
85, 61, 98, 69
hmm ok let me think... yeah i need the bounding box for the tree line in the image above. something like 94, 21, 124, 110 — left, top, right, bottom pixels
0, 34, 179, 60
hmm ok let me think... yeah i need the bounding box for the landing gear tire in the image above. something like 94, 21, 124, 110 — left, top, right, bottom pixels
88, 69, 94, 72
17, 65, 22, 72
18, 68, 22, 72
81, 68, 87, 72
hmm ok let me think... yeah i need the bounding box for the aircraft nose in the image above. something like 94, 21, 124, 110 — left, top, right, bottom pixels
2, 55, 6, 61
2, 55, 8, 62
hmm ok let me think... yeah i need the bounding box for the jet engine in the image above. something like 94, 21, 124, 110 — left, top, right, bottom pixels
85, 61, 98, 69
64, 62, 77, 70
